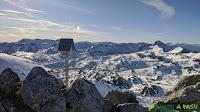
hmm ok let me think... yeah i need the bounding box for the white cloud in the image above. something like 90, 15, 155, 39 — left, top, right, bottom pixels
64, 5, 95, 15
0, 9, 31, 17
141, 0, 175, 19
2, 0, 44, 13
0, 9, 24, 14
49, 0, 95, 15
0, 12, 105, 42
24, 8, 44, 13
0, 0, 103, 42
0, 13, 7, 16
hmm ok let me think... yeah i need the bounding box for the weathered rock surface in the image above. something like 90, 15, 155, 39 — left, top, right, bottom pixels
0, 97, 33, 112
66, 78, 104, 112
0, 102, 6, 112
103, 99, 113, 112
112, 103, 147, 112
112, 77, 132, 89
140, 85, 163, 96
196, 82, 200, 90
173, 74, 200, 91
156, 74, 200, 112
158, 86, 200, 104
0, 68, 19, 97
20, 67, 66, 112
0, 68, 32, 112
0, 67, 148, 112
105, 90, 138, 104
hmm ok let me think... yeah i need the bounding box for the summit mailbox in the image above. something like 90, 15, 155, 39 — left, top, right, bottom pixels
58, 38, 75, 90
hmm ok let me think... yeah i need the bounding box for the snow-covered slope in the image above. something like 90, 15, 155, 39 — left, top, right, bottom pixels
0, 53, 58, 80
0, 53, 36, 80
0, 39, 199, 106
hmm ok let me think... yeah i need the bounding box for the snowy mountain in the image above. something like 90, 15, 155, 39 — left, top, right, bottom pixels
0, 39, 199, 106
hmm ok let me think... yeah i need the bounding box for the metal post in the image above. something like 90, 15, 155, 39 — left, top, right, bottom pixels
65, 57, 69, 90
62, 51, 70, 90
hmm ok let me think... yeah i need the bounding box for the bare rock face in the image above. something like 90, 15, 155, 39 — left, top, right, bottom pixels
105, 90, 138, 105
0, 68, 33, 112
196, 82, 200, 90
20, 67, 66, 112
112, 77, 132, 89
140, 85, 164, 97
66, 78, 104, 112
103, 99, 113, 112
0, 68, 19, 97
159, 86, 200, 104
173, 74, 200, 91
156, 74, 200, 111
0, 102, 6, 112
112, 103, 147, 112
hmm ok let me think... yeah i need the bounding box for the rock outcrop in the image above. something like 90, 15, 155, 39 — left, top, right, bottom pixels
103, 99, 113, 112
0, 67, 148, 112
158, 86, 200, 104
0, 68, 19, 97
20, 67, 66, 112
104, 90, 149, 112
0, 68, 32, 112
112, 77, 132, 89
112, 103, 147, 112
173, 74, 200, 91
66, 78, 104, 112
156, 74, 200, 111
105, 90, 138, 104
140, 85, 163, 96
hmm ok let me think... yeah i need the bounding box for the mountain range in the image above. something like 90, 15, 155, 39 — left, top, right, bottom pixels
0, 39, 199, 106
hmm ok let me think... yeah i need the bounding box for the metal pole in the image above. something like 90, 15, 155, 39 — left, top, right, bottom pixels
63, 51, 70, 90
65, 57, 69, 90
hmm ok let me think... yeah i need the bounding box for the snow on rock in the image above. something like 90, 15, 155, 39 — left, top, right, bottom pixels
0, 53, 35, 80
168, 47, 184, 54
168, 47, 190, 54
0, 53, 52, 80
0, 39, 200, 107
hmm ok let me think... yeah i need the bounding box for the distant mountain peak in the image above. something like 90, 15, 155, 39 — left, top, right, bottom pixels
153, 40, 165, 46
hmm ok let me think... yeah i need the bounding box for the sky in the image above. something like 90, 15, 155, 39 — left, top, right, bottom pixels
0, 0, 200, 44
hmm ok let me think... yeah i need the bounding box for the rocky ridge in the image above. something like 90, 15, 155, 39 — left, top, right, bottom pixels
0, 67, 147, 112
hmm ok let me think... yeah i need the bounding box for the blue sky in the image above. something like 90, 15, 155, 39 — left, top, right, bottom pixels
0, 0, 199, 44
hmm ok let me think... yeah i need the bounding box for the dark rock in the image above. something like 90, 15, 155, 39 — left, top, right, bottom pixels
153, 40, 172, 52
0, 102, 6, 112
57, 78, 65, 89
0, 99, 19, 112
0, 68, 33, 112
112, 103, 147, 112
136, 53, 146, 58
103, 99, 113, 112
193, 59, 200, 65
157, 56, 171, 63
140, 85, 164, 96
66, 78, 104, 112
131, 75, 143, 84
112, 77, 132, 89
149, 52, 157, 59
173, 74, 200, 91
105, 90, 138, 104
20, 67, 66, 112
158, 86, 200, 104
0, 68, 19, 98
153, 40, 164, 46
196, 82, 200, 90
155, 74, 200, 112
